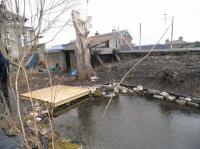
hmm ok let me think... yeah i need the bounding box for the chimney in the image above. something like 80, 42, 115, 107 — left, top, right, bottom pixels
179, 36, 183, 41
95, 31, 99, 36
165, 39, 170, 44
112, 29, 116, 32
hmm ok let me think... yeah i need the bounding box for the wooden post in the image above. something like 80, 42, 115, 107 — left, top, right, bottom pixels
114, 53, 121, 61
72, 10, 93, 77
96, 54, 105, 66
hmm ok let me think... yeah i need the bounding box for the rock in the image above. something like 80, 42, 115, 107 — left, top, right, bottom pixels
26, 120, 33, 126
113, 82, 119, 87
29, 111, 39, 117
41, 110, 49, 115
133, 87, 137, 91
90, 88, 96, 94
167, 95, 176, 101
184, 97, 192, 102
36, 117, 42, 122
93, 90, 102, 97
187, 102, 199, 108
178, 97, 185, 100
136, 86, 143, 91
121, 87, 128, 93
40, 128, 49, 136
133, 86, 143, 92
102, 92, 106, 95
115, 86, 123, 92
104, 92, 116, 98
192, 97, 200, 104
175, 100, 186, 106
146, 89, 160, 95
90, 76, 99, 82
128, 89, 134, 93
34, 106, 42, 112
34, 102, 40, 107
108, 84, 112, 87
160, 92, 169, 98
153, 95, 164, 100
98, 85, 114, 92
114, 88, 119, 93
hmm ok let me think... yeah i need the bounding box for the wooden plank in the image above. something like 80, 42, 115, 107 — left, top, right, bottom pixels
20, 85, 91, 107
114, 53, 121, 61
96, 55, 105, 66
92, 48, 113, 55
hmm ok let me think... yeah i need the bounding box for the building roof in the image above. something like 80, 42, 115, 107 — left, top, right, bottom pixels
47, 30, 132, 53
89, 30, 132, 47
48, 44, 70, 52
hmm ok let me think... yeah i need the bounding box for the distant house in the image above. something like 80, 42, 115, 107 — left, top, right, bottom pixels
0, 3, 39, 60
132, 36, 200, 51
47, 30, 133, 71
89, 29, 132, 54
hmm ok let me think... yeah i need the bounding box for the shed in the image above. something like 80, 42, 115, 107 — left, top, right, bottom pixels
46, 43, 76, 72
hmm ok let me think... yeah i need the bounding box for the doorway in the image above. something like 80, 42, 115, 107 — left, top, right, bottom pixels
65, 52, 71, 72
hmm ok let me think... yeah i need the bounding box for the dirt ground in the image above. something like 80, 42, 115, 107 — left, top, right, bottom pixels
17, 52, 200, 97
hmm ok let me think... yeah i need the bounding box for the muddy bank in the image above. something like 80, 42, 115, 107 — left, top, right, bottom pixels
96, 53, 200, 96
17, 53, 200, 96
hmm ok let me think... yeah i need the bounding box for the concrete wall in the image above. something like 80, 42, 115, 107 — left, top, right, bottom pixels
118, 36, 132, 47
46, 52, 66, 70
69, 51, 76, 69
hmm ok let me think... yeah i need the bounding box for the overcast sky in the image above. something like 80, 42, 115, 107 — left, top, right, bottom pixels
42, 0, 200, 47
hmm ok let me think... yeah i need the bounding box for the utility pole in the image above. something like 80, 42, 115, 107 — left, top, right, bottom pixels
170, 16, 174, 49
164, 13, 167, 24
139, 22, 142, 50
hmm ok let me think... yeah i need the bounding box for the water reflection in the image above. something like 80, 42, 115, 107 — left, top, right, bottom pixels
55, 95, 200, 149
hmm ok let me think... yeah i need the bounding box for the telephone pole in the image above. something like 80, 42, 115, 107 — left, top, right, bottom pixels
170, 16, 174, 49
139, 22, 142, 50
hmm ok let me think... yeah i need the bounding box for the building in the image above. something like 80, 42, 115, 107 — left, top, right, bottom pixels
89, 29, 132, 54
46, 44, 75, 72
0, 3, 39, 60
47, 30, 133, 70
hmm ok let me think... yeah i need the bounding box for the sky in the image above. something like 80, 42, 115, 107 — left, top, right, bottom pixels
39, 0, 200, 47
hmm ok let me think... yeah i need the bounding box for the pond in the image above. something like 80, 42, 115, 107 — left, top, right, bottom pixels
54, 95, 200, 149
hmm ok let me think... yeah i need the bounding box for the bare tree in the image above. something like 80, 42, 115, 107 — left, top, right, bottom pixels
0, 0, 83, 148
72, 10, 93, 78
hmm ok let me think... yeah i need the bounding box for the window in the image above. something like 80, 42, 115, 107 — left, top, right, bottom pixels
4, 32, 11, 47
124, 31, 128, 37
21, 34, 28, 47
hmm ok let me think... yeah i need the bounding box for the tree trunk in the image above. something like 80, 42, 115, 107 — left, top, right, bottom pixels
72, 10, 93, 78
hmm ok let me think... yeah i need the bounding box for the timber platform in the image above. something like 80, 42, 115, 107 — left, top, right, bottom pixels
20, 85, 91, 108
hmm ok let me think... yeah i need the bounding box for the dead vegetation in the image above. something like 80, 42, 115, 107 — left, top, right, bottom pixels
97, 53, 200, 96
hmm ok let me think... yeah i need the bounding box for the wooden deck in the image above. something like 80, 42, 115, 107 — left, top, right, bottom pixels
20, 85, 91, 107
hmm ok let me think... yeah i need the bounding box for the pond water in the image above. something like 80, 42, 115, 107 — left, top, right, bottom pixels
54, 96, 200, 149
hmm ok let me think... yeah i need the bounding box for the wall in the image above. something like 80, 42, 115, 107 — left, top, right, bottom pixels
118, 36, 132, 47
46, 52, 66, 70
69, 51, 76, 69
